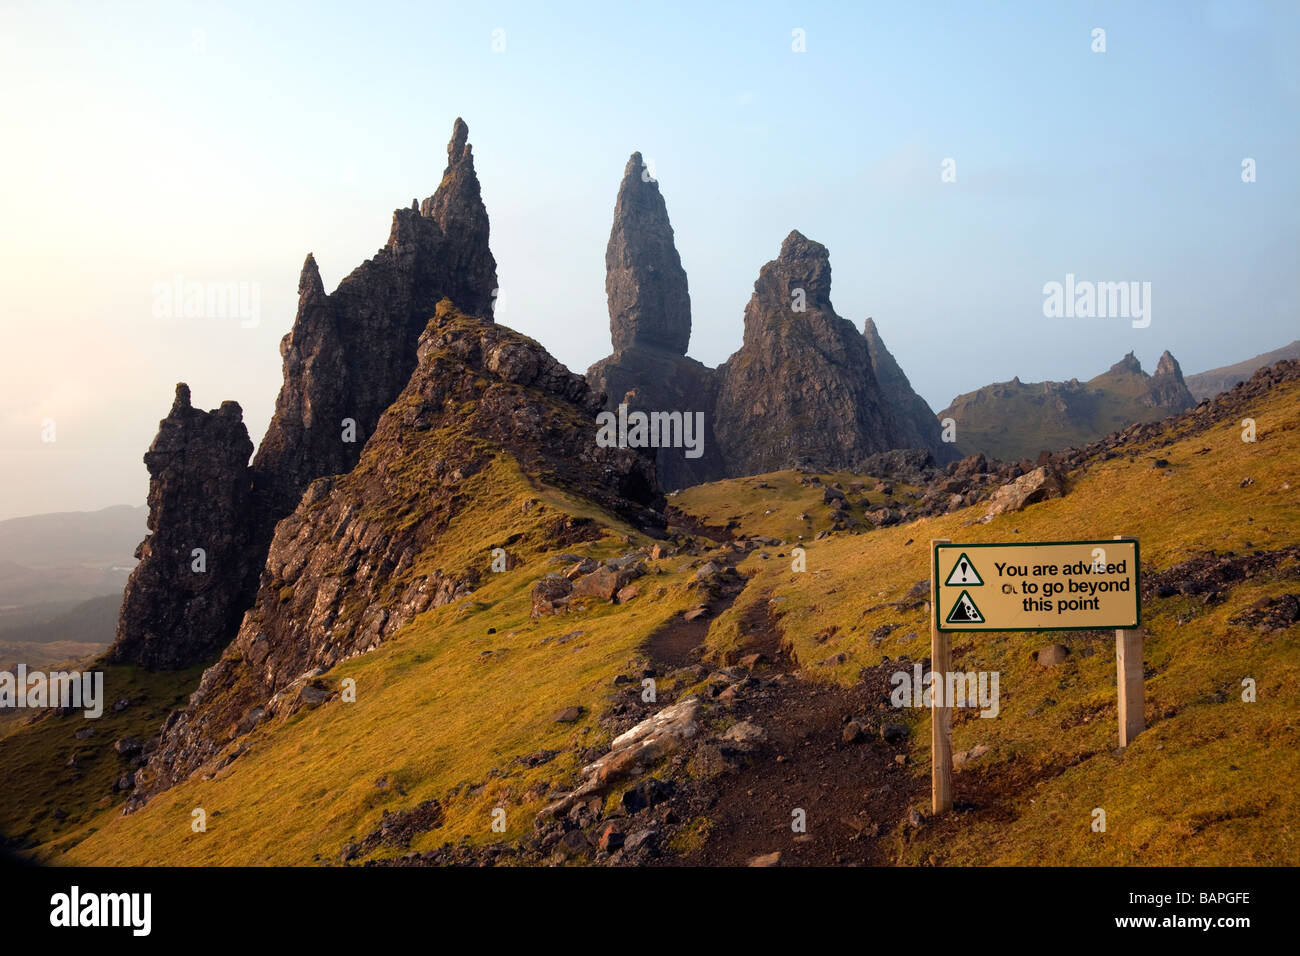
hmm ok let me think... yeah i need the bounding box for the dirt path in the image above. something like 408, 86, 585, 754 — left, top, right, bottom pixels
643, 562, 924, 866
643, 552, 747, 671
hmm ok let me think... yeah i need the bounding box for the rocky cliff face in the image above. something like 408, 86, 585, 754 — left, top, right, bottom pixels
586, 347, 725, 490
587, 152, 726, 489
252, 117, 498, 529
110, 119, 498, 672
712, 231, 907, 476
107, 386, 257, 670
126, 302, 664, 808
861, 317, 956, 464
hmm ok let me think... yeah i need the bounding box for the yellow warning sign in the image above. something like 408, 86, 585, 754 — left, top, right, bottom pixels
934, 540, 1139, 632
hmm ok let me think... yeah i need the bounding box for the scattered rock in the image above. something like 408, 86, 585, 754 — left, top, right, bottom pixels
113, 737, 144, 758
624, 828, 658, 854
683, 605, 709, 622
981, 466, 1066, 520
597, 823, 625, 851
720, 720, 767, 749
572, 566, 633, 602
1033, 644, 1070, 667
954, 743, 990, 767
531, 574, 574, 617
621, 777, 673, 814
554, 829, 592, 861
881, 722, 910, 744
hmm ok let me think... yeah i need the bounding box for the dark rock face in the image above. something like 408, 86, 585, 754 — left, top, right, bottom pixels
587, 346, 726, 490
126, 302, 663, 809
713, 231, 907, 476
107, 385, 257, 670
861, 317, 957, 464
110, 119, 498, 671
591, 158, 942, 485
252, 118, 498, 530
605, 152, 691, 354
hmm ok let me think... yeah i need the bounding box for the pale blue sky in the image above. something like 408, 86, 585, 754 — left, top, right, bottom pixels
1, 0, 1297, 518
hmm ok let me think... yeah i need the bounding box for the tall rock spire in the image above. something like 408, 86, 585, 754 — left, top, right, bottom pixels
588, 151, 725, 489
252, 118, 499, 533
605, 151, 691, 354
418, 117, 497, 316
112, 119, 500, 671
107, 385, 257, 669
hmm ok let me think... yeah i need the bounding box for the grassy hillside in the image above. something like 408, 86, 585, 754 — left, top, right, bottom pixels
690, 373, 1300, 864
3, 369, 1296, 867
5, 453, 708, 864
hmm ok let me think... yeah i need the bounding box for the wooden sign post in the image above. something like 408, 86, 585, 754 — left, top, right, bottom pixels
929, 536, 1143, 815
1115, 534, 1145, 747
931, 538, 953, 815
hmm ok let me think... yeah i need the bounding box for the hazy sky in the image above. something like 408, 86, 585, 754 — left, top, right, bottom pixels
1, 1, 1296, 520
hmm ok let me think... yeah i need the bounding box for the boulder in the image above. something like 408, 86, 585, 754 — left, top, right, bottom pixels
981, 466, 1066, 520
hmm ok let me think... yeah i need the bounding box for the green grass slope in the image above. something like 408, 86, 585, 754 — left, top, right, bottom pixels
684, 374, 1300, 864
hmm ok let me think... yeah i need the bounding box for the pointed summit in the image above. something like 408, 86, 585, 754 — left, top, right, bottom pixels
606, 150, 691, 354
415, 118, 497, 318
767, 229, 832, 306
421, 119, 479, 223
298, 253, 325, 301
715, 232, 907, 476
1147, 349, 1195, 410
254, 115, 499, 563
1154, 349, 1183, 379
447, 116, 470, 164
1110, 351, 1144, 375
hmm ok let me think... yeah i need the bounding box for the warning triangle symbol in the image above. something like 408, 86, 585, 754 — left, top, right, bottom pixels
945, 553, 984, 586
945, 589, 985, 624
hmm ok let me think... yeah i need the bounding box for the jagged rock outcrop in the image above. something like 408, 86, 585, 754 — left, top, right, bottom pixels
712, 231, 908, 476
605, 152, 691, 354
126, 302, 664, 809
861, 317, 956, 464
587, 153, 726, 488
1147, 350, 1195, 410
110, 119, 498, 672
252, 117, 498, 530
107, 385, 257, 670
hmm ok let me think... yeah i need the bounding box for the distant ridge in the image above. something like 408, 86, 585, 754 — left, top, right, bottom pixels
1185, 339, 1300, 402
938, 350, 1195, 462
